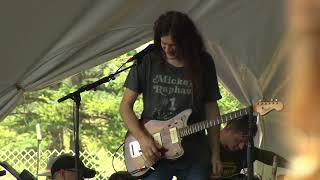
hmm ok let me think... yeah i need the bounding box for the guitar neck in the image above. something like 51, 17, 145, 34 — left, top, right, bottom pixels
179, 107, 252, 138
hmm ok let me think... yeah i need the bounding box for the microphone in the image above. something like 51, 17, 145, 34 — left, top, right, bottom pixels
0, 170, 6, 177
127, 44, 156, 63
36, 123, 42, 141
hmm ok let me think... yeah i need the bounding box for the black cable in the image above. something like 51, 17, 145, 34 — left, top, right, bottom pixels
112, 142, 125, 172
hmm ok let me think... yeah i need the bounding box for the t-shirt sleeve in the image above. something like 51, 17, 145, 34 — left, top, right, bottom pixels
123, 57, 147, 94
203, 53, 222, 102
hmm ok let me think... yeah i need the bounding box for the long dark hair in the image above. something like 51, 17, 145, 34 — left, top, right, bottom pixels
153, 11, 206, 103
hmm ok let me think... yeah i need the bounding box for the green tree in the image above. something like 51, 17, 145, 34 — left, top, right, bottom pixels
218, 84, 244, 114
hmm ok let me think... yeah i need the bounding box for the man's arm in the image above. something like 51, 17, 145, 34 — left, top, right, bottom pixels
254, 147, 289, 168
119, 88, 161, 162
206, 101, 222, 176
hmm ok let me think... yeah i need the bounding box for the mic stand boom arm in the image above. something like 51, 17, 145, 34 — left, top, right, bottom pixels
58, 62, 136, 180
58, 64, 135, 103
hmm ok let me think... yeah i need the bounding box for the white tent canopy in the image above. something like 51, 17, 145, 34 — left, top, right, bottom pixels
1, 0, 289, 178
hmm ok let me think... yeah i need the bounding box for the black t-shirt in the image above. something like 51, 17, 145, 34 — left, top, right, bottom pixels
220, 144, 260, 178
124, 50, 221, 121
124, 50, 221, 166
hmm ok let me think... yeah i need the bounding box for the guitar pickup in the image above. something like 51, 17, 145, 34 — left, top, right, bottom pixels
153, 133, 162, 146
170, 128, 178, 144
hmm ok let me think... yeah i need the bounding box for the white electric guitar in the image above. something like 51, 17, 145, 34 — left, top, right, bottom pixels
124, 100, 284, 177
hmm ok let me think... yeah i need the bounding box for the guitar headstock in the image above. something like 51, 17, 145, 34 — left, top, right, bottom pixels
253, 100, 284, 116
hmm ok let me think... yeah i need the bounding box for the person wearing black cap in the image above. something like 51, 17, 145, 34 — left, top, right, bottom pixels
51, 154, 96, 180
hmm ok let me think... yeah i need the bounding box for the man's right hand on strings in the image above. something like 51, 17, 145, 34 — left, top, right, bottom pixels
138, 134, 162, 164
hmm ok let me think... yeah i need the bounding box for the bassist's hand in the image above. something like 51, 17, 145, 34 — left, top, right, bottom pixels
138, 134, 161, 164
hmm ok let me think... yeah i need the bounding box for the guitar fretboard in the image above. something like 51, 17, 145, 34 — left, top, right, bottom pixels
178, 107, 252, 137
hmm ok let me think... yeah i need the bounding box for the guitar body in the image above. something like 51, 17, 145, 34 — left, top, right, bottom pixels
124, 109, 192, 177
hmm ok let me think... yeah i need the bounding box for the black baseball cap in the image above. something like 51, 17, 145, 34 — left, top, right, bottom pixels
51, 154, 96, 178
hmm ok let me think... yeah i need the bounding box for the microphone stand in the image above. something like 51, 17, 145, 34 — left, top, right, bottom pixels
58, 62, 136, 180
246, 106, 254, 180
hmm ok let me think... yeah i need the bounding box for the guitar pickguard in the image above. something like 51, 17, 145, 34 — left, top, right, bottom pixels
129, 141, 142, 158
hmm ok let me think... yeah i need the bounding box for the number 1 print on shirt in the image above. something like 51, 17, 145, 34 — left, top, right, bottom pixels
168, 98, 176, 111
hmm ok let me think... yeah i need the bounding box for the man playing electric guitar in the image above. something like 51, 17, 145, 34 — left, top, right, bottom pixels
120, 11, 222, 180
211, 115, 289, 180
